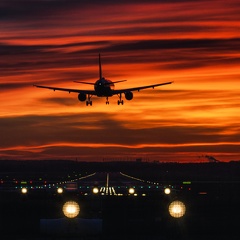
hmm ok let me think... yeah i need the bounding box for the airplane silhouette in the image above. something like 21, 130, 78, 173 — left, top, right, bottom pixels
34, 54, 173, 106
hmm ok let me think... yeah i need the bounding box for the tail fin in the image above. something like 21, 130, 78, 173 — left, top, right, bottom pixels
99, 53, 102, 79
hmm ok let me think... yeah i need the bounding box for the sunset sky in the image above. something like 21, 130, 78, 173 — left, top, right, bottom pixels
0, 0, 240, 162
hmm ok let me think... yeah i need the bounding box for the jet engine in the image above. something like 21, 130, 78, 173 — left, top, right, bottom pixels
78, 93, 86, 102
125, 91, 133, 100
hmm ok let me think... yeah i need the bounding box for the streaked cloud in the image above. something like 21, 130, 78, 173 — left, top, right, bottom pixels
0, 0, 240, 162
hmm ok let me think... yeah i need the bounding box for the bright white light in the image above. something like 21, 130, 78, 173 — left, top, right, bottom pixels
62, 201, 80, 218
169, 201, 186, 218
164, 188, 171, 195
128, 188, 135, 194
57, 188, 63, 194
21, 188, 27, 194
93, 187, 99, 194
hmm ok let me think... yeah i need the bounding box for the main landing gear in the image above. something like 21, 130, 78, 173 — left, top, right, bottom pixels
117, 93, 124, 105
117, 100, 124, 105
86, 94, 92, 106
86, 95, 125, 106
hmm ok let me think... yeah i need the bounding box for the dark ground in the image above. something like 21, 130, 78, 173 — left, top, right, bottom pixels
0, 160, 240, 239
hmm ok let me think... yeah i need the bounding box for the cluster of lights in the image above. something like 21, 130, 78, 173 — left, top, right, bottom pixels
16, 173, 186, 221
120, 172, 145, 183
120, 172, 177, 195
53, 172, 96, 191
99, 186, 117, 195
62, 173, 96, 183
15, 170, 181, 204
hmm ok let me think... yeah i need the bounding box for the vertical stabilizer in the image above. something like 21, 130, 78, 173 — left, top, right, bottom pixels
99, 53, 102, 79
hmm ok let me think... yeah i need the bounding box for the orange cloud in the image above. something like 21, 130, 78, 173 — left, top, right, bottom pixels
0, 0, 240, 162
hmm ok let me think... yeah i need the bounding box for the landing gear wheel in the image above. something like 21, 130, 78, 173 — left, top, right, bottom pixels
86, 101, 92, 106
117, 100, 124, 105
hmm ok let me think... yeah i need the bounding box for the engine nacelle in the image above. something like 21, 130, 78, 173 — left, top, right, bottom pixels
78, 93, 86, 102
125, 91, 133, 101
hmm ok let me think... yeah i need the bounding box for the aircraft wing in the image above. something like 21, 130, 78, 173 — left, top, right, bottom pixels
33, 84, 96, 95
112, 81, 173, 94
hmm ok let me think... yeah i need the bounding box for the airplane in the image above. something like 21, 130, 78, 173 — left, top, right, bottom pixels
34, 54, 173, 106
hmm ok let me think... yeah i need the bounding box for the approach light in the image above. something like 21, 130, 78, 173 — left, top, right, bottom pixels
168, 200, 186, 218
93, 187, 99, 194
57, 187, 63, 194
164, 188, 171, 195
21, 187, 28, 194
128, 188, 135, 194
62, 201, 80, 218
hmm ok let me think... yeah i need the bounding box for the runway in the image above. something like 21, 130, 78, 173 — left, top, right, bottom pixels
0, 161, 240, 239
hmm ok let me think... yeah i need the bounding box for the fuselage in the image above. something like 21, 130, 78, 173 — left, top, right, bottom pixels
94, 78, 115, 97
